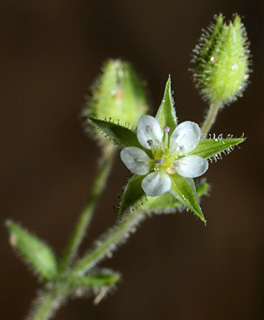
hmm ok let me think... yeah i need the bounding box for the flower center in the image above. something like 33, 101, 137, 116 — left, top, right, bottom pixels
146, 125, 185, 175
153, 149, 178, 174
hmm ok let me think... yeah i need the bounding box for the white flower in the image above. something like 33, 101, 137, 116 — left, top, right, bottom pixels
120, 115, 208, 197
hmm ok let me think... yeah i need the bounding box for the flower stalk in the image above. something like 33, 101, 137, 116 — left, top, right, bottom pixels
201, 102, 222, 135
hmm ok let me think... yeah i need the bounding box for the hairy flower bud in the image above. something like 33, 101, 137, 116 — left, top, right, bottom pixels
84, 59, 148, 145
192, 14, 250, 105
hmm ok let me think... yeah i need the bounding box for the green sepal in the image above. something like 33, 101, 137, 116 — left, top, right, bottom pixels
90, 117, 142, 149
119, 175, 146, 217
198, 14, 224, 60
141, 181, 209, 214
169, 174, 205, 222
6, 220, 57, 279
155, 76, 177, 135
189, 137, 245, 159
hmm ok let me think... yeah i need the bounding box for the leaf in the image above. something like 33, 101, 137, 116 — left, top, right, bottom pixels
169, 174, 205, 222
90, 117, 143, 149
189, 137, 245, 159
56, 269, 120, 290
6, 220, 57, 279
119, 175, 146, 217
155, 76, 177, 135
141, 181, 209, 213
50, 269, 120, 304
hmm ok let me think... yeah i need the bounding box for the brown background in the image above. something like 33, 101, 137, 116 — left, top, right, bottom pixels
1, 1, 264, 319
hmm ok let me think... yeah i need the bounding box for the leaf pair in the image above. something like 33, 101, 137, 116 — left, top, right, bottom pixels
6, 220, 120, 299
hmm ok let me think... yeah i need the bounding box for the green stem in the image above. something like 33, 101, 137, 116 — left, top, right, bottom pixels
28, 207, 145, 320
201, 102, 222, 135
72, 209, 145, 275
59, 145, 116, 272
27, 146, 116, 320
26, 289, 65, 320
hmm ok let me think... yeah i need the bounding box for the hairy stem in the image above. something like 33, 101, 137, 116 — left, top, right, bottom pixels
201, 102, 222, 135
26, 289, 65, 320
72, 209, 146, 275
28, 207, 145, 320
59, 145, 116, 272
27, 145, 116, 320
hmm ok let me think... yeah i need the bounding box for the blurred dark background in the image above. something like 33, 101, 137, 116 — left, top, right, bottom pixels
1, 1, 264, 319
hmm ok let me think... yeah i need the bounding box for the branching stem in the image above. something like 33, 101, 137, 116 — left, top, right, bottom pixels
72, 210, 145, 275
27, 145, 116, 320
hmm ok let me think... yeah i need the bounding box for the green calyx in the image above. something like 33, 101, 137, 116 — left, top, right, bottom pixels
84, 59, 148, 146
90, 78, 245, 222
192, 14, 250, 105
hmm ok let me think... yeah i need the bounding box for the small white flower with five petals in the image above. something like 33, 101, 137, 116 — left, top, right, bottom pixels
120, 115, 208, 197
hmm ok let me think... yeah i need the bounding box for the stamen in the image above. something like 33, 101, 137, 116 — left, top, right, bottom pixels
155, 158, 161, 164
147, 139, 153, 146
145, 124, 164, 153
163, 126, 170, 147
179, 145, 185, 152
173, 161, 180, 167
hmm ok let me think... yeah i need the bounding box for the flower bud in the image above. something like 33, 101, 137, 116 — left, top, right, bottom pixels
192, 14, 250, 105
84, 59, 148, 145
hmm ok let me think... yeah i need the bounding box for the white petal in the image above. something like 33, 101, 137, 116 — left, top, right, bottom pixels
120, 147, 151, 175
170, 121, 201, 153
176, 155, 208, 178
141, 171, 171, 196
137, 115, 163, 149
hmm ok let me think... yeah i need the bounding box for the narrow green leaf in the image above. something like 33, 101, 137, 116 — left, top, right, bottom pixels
119, 175, 146, 217
141, 181, 209, 213
55, 269, 120, 289
155, 76, 177, 135
49, 269, 120, 304
90, 117, 142, 149
6, 220, 57, 279
189, 137, 245, 159
169, 174, 205, 222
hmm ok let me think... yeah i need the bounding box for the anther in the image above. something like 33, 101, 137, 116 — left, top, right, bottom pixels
179, 145, 185, 152
164, 126, 170, 133
147, 139, 153, 146
173, 161, 180, 167
155, 159, 161, 164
